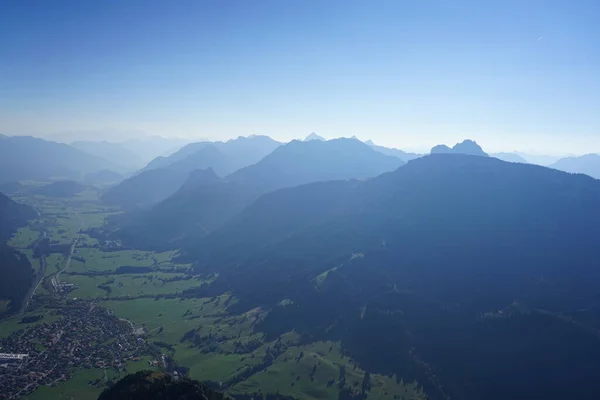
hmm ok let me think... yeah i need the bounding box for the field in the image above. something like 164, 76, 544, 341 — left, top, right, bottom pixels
1, 188, 426, 400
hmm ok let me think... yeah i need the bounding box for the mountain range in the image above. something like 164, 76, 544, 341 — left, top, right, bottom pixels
0, 135, 120, 184
550, 153, 600, 179
109, 138, 405, 249
181, 154, 600, 400
70, 141, 147, 172
141, 135, 281, 173
101, 136, 281, 209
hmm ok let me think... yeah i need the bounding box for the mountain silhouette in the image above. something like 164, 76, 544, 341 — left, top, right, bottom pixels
101, 145, 230, 208
141, 135, 280, 173
431, 139, 488, 156
112, 138, 404, 249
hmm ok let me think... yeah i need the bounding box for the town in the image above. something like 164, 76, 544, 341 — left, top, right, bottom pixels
0, 300, 156, 399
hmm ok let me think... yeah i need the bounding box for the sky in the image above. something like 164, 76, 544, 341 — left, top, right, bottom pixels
1, 0, 599, 154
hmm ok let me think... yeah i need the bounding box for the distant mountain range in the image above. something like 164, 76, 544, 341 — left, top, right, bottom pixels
550, 154, 600, 179
491, 152, 528, 163
101, 145, 231, 208
70, 141, 146, 171
102, 136, 281, 209
141, 135, 281, 173
0, 135, 121, 184
110, 138, 405, 249
186, 154, 600, 400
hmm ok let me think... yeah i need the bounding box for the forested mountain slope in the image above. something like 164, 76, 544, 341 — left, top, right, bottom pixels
186, 154, 600, 400
0, 192, 36, 315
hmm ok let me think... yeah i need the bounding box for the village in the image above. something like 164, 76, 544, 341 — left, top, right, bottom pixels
0, 300, 159, 399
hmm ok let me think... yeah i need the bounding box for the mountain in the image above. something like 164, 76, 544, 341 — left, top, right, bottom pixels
186, 155, 600, 400
550, 154, 600, 179
430, 144, 452, 154
0, 192, 36, 241
31, 180, 88, 197
431, 140, 488, 157
70, 141, 146, 171
0, 135, 118, 184
304, 132, 325, 141
366, 140, 422, 162
226, 138, 404, 192
0, 181, 26, 195
112, 138, 405, 249
101, 145, 231, 208
491, 152, 528, 163
98, 371, 226, 400
141, 135, 281, 173
451, 139, 488, 156
0, 192, 36, 315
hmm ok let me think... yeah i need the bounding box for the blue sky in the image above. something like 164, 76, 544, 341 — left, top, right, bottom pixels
1, 0, 599, 153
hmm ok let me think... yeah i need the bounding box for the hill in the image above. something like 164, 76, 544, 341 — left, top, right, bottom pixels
97, 371, 225, 400
431, 139, 488, 156
32, 180, 88, 197
187, 155, 600, 400
0, 135, 118, 184
550, 154, 600, 179
101, 145, 231, 208
0, 192, 37, 315
111, 138, 404, 248
141, 135, 281, 173
71, 141, 146, 172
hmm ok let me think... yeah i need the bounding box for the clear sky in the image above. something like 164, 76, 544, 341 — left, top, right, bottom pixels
1, 0, 599, 154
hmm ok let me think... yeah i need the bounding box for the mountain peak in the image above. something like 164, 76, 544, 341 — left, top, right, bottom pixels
430, 144, 452, 154
452, 139, 488, 156
430, 139, 488, 157
304, 132, 325, 141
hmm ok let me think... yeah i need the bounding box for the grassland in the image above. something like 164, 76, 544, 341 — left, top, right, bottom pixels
23, 357, 156, 400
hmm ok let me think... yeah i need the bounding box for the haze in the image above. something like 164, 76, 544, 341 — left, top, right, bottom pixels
1, 0, 599, 154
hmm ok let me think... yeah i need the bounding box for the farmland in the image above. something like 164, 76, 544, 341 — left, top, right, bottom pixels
1, 188, 425, 400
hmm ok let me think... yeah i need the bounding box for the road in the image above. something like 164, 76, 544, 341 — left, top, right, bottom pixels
52, 212, 83, 291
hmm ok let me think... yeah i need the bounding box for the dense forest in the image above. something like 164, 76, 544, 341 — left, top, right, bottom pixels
0, 192, 36, 314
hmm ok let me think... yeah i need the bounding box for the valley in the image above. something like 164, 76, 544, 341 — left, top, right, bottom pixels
0, 188, 425, 400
